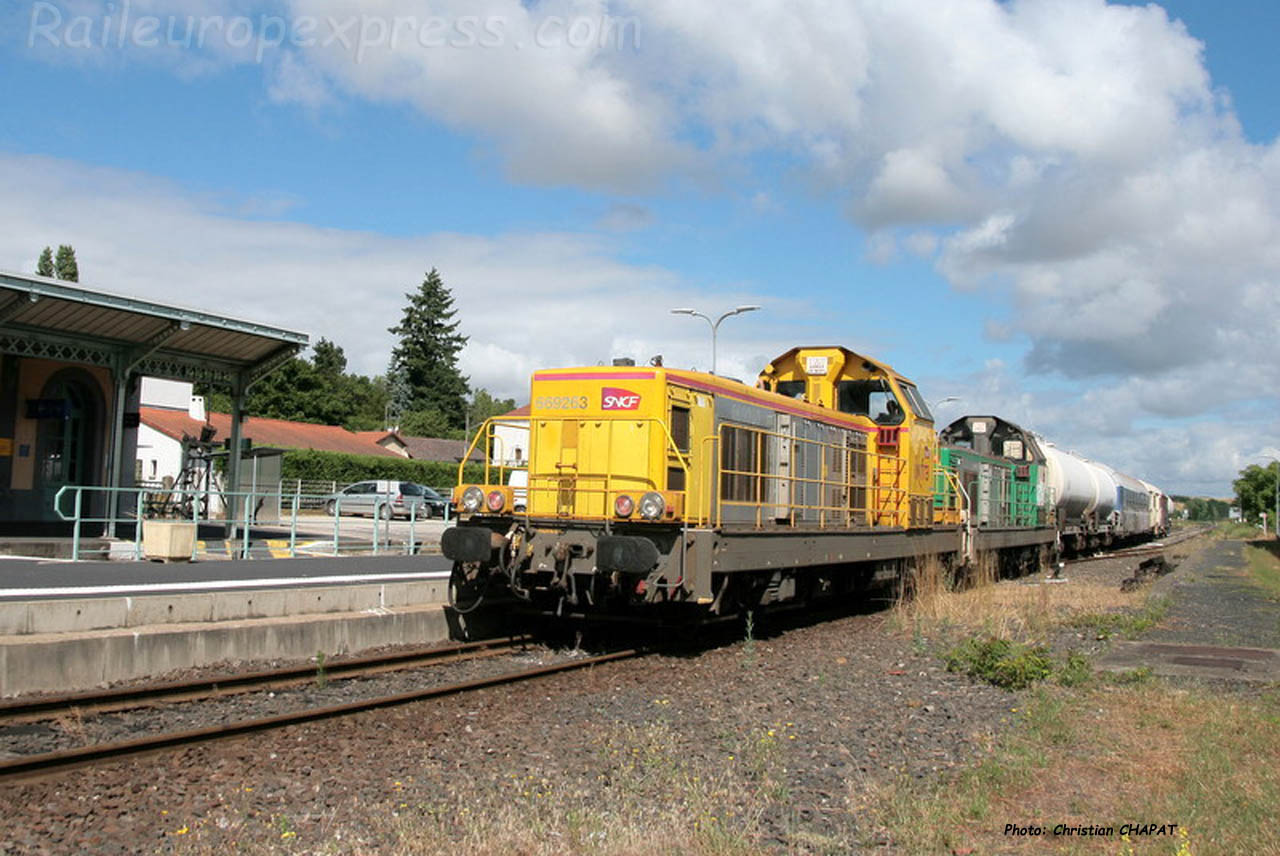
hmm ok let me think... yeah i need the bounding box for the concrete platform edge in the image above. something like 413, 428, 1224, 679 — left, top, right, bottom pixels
0, 580, 448, 635
0, 604, 452, 697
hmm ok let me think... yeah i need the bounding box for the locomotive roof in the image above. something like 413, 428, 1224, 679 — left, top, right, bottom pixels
762, 346, 911, 384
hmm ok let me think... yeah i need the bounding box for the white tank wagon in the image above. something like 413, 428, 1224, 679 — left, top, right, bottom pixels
1039, 443, 1166, 551
1041, 444, 1115, 521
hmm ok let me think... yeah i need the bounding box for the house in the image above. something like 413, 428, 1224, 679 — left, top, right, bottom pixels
490, 404, 530, 467
136, 379, 403, 493
356, 430, 410, 458
400, 435, 485, 464
138, 379, 488, 492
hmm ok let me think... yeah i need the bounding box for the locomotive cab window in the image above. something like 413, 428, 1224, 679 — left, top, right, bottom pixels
898, 383, 932, 422
775, 380, 806, 400
836, 379, 905, 425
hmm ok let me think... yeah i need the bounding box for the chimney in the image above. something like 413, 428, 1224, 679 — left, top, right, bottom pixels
189, 394, 206, 422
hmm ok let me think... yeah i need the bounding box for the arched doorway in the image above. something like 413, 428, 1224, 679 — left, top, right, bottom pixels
35, 369, 105, 522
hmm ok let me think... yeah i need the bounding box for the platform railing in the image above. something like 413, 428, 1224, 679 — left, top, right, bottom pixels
50, 484, 445, 562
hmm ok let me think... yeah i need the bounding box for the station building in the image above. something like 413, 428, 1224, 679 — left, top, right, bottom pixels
0, 269, 308, 534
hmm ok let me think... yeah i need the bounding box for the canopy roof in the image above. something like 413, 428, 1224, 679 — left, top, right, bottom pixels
0, 270, 308, 387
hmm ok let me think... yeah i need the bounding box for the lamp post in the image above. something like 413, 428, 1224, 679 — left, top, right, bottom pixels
669, 305, 760, 375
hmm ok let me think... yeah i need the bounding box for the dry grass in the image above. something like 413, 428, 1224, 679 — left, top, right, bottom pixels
866, 681, 1280, 854
169, 720, 812, 855
894, 552, 1151, 642
52, 706, 88, 743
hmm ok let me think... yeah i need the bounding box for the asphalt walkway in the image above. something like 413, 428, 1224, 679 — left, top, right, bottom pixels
1097, 538, 1280, 682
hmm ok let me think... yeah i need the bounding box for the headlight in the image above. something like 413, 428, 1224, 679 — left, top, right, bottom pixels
639, 492, 666, 520
614, 494, 635, 518
486, 490, 506, 512
461, 486, 484, 513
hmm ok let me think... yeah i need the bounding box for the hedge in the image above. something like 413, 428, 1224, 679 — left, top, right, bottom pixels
279, 448, 488, 489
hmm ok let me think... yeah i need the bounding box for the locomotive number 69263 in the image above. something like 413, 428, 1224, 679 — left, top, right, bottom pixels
535, 395, 589, 410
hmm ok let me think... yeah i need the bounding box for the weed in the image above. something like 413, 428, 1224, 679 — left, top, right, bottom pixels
943, 637, 1054, 690
1245, 543, 1280, 599
1071, 595, 1171, 639
53, 706, 88, 742
314, 651, 328, 690
742, 610, 756, 668
1055, 651, 1092, 687
1103, 666, 1153, 685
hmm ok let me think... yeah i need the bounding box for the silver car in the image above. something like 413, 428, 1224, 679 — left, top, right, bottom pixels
324, 480, 439, 520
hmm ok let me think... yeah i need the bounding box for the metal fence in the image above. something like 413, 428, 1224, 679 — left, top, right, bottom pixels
51, 483, 452, 562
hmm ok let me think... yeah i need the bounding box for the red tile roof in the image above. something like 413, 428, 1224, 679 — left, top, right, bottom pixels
139, 408, 402, 457
500, 404, 530, 418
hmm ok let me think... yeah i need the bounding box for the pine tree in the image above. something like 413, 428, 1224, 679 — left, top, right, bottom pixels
36, 247, 54, 277
54, 245, 78, 282
387, 268, 470, 431
311, 338, 347, 377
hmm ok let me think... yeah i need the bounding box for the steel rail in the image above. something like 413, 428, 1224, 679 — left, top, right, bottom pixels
1064, 526, 1210, 566
0, 648, 641, 781
0, 636, 532, 724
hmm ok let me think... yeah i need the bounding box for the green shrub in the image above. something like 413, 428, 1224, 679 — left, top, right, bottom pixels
944, 637, 1054, 690
1055, 651, 1092, 687
279, 448, 488, 489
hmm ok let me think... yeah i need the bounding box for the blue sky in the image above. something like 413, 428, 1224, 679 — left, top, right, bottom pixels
1, 0, 1278, 496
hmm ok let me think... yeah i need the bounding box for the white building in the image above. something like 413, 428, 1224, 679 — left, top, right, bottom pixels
136, 378, 207, 486
490, 405, 530, 467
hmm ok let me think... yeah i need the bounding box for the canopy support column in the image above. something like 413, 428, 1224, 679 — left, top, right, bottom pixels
226, 379, 246, 540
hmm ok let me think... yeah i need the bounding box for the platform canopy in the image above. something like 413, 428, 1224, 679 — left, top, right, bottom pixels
0, 269, 309, 534
0, 269, 308, 388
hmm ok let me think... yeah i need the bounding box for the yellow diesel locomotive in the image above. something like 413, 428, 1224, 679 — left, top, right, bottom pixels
441, 346, 1054, 617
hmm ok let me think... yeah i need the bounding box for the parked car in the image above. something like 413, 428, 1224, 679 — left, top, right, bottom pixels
417, 485, 449, 519
324, 480, 446, 520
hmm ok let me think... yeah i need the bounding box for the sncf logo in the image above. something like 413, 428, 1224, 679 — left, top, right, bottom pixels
601, 387, 642, 411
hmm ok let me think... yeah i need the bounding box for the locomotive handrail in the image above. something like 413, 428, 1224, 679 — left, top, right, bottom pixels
464, 416, 696, 525
455, 416, 530, 489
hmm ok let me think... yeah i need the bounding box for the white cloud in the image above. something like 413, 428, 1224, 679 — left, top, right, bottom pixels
0, 153, 790, 400
12, 0, 1280, 493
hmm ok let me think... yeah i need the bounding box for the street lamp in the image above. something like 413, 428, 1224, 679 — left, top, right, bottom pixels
932, 396, 961, 411
670, 304, 761, 375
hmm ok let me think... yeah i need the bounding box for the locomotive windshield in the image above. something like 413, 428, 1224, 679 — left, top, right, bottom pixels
898, 383, 932, 421
775, 380, 806, 399
836, 379, 905, 425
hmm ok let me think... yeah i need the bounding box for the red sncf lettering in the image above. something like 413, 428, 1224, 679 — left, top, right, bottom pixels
601, 387, 641, 410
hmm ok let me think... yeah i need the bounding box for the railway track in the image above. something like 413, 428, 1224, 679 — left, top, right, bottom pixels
0, 636, 532, 725
0, 646, 642, 781
1064, 526, 1210, 566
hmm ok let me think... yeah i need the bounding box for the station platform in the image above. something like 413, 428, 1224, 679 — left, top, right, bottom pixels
0, 554, 461, 697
